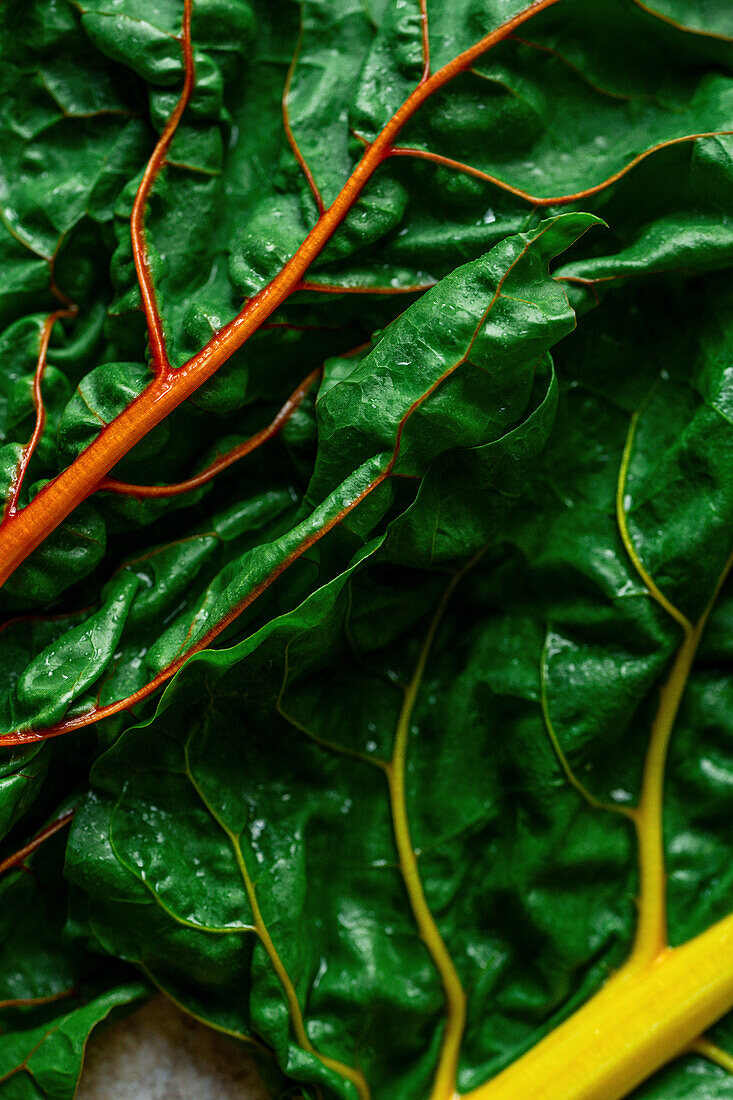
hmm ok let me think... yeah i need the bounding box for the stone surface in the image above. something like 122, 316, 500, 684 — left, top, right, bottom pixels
77, 995, 268, 1099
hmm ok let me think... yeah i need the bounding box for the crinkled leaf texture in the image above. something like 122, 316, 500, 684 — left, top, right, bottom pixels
0, 0, 733, 1097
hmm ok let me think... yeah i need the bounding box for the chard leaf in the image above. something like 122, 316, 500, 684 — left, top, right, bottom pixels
65, 268, 733, 1096
2, 1, 733, 1097
0, 216, 590, 741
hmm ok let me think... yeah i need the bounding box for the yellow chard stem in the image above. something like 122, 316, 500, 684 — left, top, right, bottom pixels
463, 908, 733, 1100
624, 553, 733, 973
462, 408, 733, 1100
625, 621, 698, 970
463, 613, 733, 1100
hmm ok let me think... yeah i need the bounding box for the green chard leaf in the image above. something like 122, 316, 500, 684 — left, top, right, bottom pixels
0, 214, 590, 741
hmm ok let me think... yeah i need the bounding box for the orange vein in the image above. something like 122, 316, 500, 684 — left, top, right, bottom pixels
0, 987, 79, 1012
130, 0, 195, 376
0, 463, 388, 746
282, 15, 325, 214
0, 809, 75, 876
557, 264, 695, 290
99, 367, 320, 498
389, 129, 733, 206
3, 308, 76, 520
507, 34, 636, 101
630, 0, 733, 41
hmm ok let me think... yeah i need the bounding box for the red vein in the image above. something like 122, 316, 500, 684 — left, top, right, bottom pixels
120, 532, 222, 573
0, 809, 75, 876
0, 606, 93, 642
48, 273, 75, 312
301, 280, 435, 295
3, 309, 76, 520
0, 987, 79, 1012
99, 368, 320, 499
0, 1035, 48, 1086
419, 0, 431, 82
557, 262, 693, 289
507, 35, 636, 101
0, 224, 544, 745
630, 0, 733, 41
389, 128, 733, 206
282, 17, 325, 214
0, 483, 387, 744
131, 0, 195, 377
0, 0, 563, 592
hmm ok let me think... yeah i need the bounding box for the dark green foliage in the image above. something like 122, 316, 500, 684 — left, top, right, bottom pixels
1, 0, 733, 1096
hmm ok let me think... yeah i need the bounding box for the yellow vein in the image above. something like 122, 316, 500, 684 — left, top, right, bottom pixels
386, 566, 471, 1100
183, 740, 370, 1099
137, 962, 268, 1049
107, 798, 256, 935
616, 404, 692, 634
540, 634, 632, 817
460, 392, 733, 1099
690, 1037, 733, 1075
276, 643, 388, 770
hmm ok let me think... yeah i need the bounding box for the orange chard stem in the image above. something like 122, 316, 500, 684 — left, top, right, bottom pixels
0, 0, 563, 593
419, 0, 431, 82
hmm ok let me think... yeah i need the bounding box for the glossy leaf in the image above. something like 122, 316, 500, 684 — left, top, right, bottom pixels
1, 1, 733, 1098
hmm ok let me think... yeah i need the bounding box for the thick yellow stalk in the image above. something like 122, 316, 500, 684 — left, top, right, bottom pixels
464, 911, 733, 1100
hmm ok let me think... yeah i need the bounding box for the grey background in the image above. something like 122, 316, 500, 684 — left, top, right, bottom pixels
77, 996, 267, 1099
